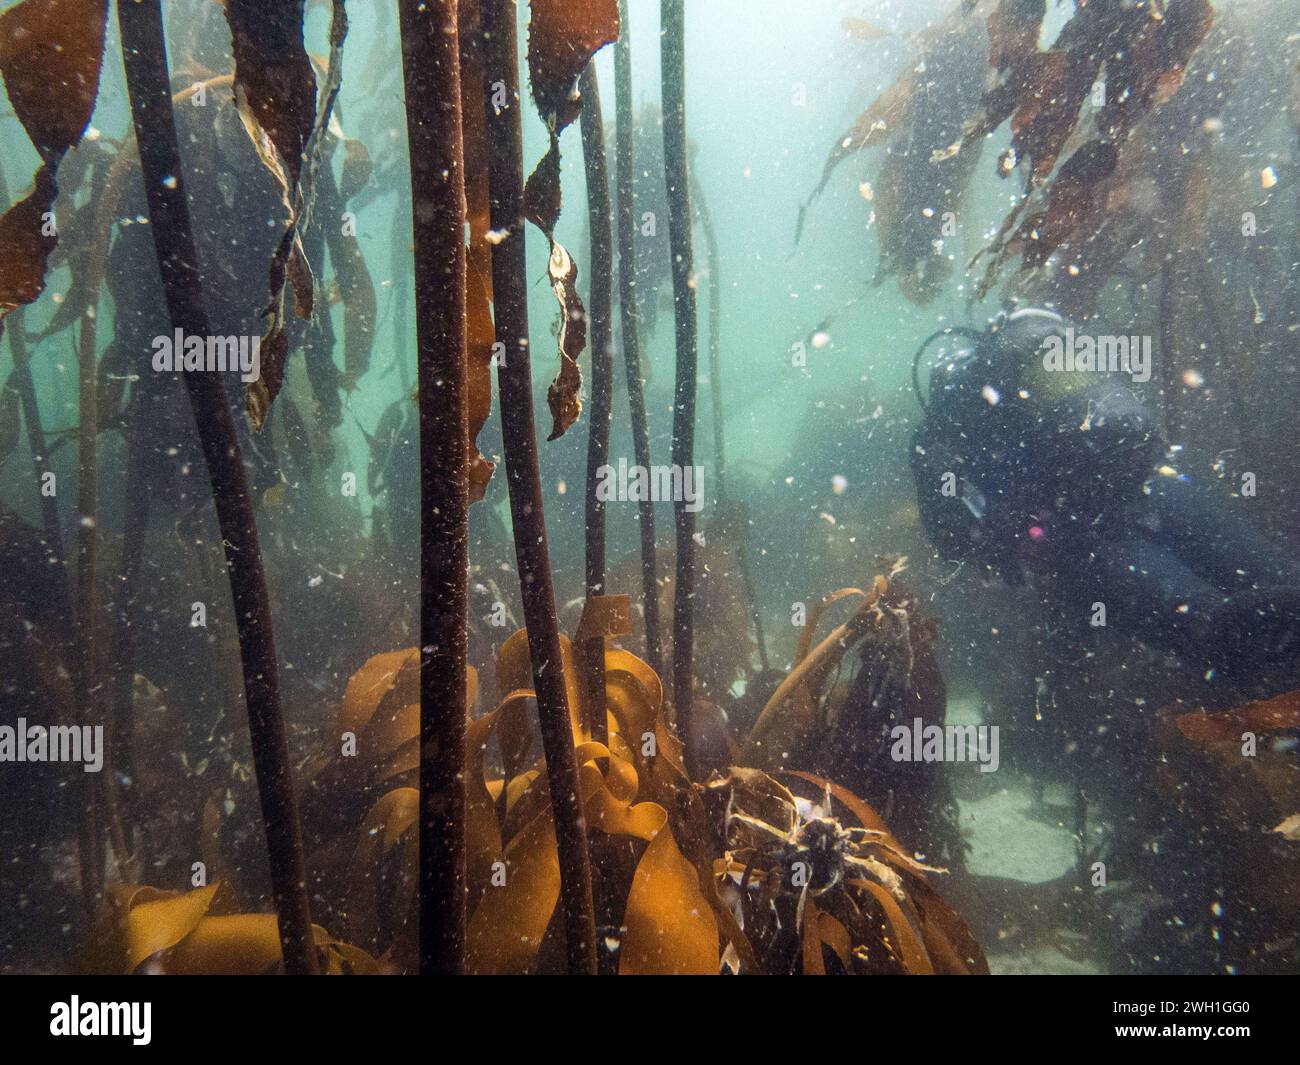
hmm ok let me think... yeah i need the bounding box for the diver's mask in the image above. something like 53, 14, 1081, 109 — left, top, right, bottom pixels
912, 307, 1074, 418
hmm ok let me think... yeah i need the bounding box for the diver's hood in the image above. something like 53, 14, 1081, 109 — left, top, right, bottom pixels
980, 307, 1072, 369
923, 307, 1076, 427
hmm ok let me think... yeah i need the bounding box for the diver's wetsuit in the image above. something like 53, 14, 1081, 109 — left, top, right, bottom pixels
910, 309, 1300, 677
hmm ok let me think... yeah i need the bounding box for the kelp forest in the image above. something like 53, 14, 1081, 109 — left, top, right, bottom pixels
0, 0, 1298, 987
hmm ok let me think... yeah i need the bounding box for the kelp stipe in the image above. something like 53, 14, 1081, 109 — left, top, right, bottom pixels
396, 0, 471, 975
479, 0, 600, 975
116, 0, 317, 974
0, 0, 109, 914
578, 64, 615, 749
613, 0, 662, 680
660, 0, 701, 776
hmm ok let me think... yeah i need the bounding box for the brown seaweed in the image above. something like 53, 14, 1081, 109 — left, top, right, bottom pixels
578, 65, 614, 749
397, 0, 471, 976
0, 0, 109, 913
480, 0, 598, 975
661, 0, 702, 774
295, 631, 983, 975
457, 0, 498, 503
801, 1, 1215, 306
968, 0, 1213, 297
117, 0, 319, 975
521, 0, 620, 441
0, 0, 106, 334
613, 0, 663, 677
795, 5, 988, 304
225, 0, 346, 429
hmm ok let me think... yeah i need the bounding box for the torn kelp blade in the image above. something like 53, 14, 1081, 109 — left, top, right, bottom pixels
520, 0, 621, 442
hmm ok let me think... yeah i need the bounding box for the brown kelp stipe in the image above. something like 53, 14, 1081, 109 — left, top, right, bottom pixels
108, 426, 149, 825
479, 0, 597, 975
115, 0, 318, 975
579, 64, 613, 746
3, 325, 62, 565
398, 0, 470, 977
660, 0, 700, 777
613, 0, 661, 679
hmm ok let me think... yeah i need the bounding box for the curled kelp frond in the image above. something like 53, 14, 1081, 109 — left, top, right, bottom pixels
1155, 693, 1300, 942
1172, 688, 1300, 746
247, 615, 988, 976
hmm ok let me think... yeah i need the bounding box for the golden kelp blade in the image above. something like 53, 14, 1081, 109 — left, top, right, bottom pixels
744, 581, 885, 766
458, 634, 720, 974
466, 804, 562, 974
611, 800, 718, 975
165, 915, 381, 975
84, 882, 232, 974
345, 787, 419, 963
847, 877, 934, 975
85, 880, 379, 975
322, 632, 982, 975
496, 626, 585, 741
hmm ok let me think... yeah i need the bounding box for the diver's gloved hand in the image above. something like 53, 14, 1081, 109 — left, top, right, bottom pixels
1209, 589, 1300, 676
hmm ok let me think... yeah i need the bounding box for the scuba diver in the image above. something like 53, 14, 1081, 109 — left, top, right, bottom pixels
909, 307, 1300, 680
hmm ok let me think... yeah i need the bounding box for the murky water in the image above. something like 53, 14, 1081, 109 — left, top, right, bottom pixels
0, 0, 1297, 976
